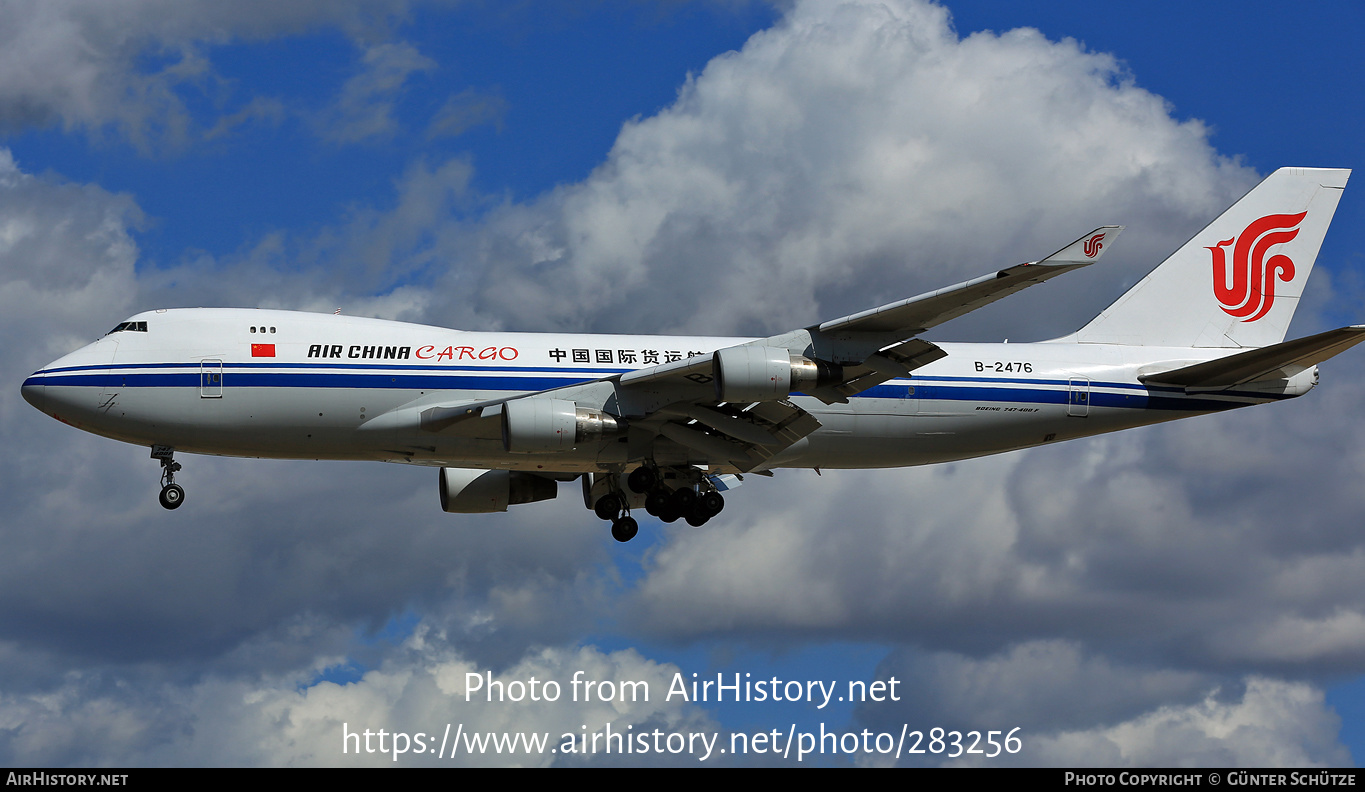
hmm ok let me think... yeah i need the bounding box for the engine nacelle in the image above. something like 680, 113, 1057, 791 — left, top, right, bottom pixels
713, 346, 842, 402
501, 398, 623, 453
714, 346, 791, 402
439, 467, 558, 513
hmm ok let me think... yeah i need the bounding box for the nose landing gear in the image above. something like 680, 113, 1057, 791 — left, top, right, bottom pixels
151, 445, 184, 510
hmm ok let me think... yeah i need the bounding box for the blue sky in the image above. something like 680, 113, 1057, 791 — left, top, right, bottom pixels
2, 0, 1364, 767
7, 3, 781, 268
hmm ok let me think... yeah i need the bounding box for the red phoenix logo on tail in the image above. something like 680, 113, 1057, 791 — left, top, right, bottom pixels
1209, 212, 1306, 322
1083, 232, 1106, 258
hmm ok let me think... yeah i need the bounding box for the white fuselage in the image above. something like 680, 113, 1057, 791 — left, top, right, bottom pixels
21, 308, 1311, 473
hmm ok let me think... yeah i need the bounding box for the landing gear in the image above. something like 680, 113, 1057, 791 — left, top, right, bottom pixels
688, 490, 725, 525
611, 516, 639, 543
594, 492, 622, 521
627, 466, 658, 493
644, 489, 670, 517
594, 491, 639, 543
588, 466, 728, 542
151, 445, 184, 510
659, 486, 694, 524
644, 482, 724, 526
683, 488, 724, 526
159, 483, 184, 510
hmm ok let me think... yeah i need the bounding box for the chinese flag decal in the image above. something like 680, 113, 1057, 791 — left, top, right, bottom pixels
251, 344, 276, 358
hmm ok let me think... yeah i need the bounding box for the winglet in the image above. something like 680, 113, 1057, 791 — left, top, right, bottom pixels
1034, 225, 1123, 266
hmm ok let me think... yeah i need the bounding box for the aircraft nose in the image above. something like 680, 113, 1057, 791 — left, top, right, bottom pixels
20, 374, 47, 412
22, 362, 74, 421
22, 338, 118, 424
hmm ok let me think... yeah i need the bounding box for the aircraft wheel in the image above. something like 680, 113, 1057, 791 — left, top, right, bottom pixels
684, 505, 709, 527
700, 491, 724, 516
594, 493, 622, 521
658, 504, 683, 524
670, 487, 696, 511
645, 489, 669, 517
159, 483, 185, 510
627, 467, 657, 493
611, 516, 639, 543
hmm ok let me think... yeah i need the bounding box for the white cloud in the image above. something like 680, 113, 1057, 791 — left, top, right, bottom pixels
855, 645, 1349, 766
426, 88, 508, 140
128, 153, 474, 318
318, 41, 437, 144
0, 0, 415, 148
0, 149, 140, 359
863, 641, 1212, 735
420, 0, 1255, 338
0, 635, 719, 766
1015, 677, 1350, 768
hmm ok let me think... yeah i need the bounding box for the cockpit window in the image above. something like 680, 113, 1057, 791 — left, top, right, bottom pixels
105, 321, 148, 335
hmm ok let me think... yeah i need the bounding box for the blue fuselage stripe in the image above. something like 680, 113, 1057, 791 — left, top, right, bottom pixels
24, 365, 1268, 413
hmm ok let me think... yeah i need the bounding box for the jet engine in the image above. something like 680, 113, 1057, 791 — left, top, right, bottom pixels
439, 467, 558, 513
713, 346, 843, 402
501, 398, 623, 453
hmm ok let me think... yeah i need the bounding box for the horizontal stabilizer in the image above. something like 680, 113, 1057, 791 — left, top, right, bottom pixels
1140, 325, 1365, 390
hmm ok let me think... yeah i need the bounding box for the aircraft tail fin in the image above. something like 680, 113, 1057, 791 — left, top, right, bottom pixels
1075, 167, 1349, 348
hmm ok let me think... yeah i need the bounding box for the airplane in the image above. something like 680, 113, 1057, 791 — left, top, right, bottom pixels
21, 167, 1360, 543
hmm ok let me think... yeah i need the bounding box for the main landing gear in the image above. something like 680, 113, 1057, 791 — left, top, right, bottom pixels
591, 466, 727, 542
643, 485, 724, 527
593, 491, 639, 542
611, 515, 639, 543
151, 445, 184, 510
632, 465, 725, 527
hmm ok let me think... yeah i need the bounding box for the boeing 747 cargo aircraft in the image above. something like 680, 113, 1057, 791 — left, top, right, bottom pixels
23, 168, 1359, 542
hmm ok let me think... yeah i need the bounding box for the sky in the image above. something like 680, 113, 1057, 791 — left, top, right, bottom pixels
1, 0, 1363, 767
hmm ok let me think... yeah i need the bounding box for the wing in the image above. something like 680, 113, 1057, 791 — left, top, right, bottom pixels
613, 224, 1121, 405
398, 226, 1120, 472
817, 225, 1122, 336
